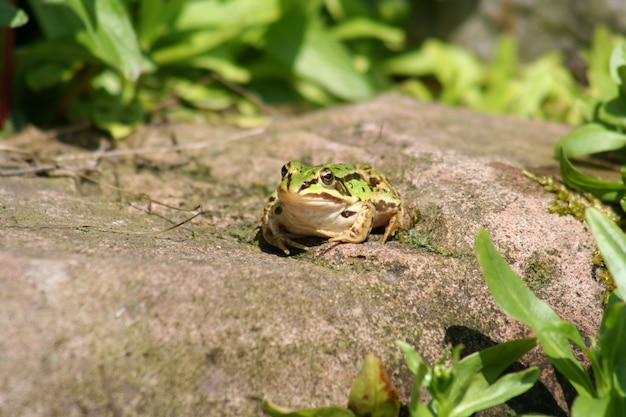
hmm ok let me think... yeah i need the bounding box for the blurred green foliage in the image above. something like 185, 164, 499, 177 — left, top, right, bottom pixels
556, 39, 626, 214
4, 0, 626, 138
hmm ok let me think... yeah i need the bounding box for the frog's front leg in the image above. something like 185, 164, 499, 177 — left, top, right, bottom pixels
262, 198, 309, 255
327, 201, 375, 244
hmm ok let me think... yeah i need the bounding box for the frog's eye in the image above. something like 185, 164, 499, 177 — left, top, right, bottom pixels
281, 164, 288, 178
320, 168, 334, 185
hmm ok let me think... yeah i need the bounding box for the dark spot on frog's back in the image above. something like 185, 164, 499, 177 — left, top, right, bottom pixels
268, 195, 276, 202
369, 177, 381, 187
274, 206, 283, 215
338, 172, 362, 183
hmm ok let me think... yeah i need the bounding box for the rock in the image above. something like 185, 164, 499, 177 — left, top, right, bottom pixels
0, 94, 602, 416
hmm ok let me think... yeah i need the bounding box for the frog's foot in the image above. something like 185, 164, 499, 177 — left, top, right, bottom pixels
277, 236, 309, 255
381, 210, 403, 243
263, 228, 309, 255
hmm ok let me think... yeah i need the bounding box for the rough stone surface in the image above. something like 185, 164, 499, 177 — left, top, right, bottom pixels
0, 94, 604, 416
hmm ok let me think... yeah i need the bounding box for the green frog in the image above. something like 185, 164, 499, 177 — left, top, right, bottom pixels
261, 161, 403, 254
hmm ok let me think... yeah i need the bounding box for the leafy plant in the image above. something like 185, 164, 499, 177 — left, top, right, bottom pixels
396, 338, 538, 417
12, 0, 407, 138
9, 1, 625, 138
556, 39, 626, 213
383, 34, 584, 123
263, 340, 538, 417
475, 208, 626, 416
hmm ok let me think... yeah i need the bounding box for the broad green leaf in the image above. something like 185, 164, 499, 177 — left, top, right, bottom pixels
16, 36, 96, 63
347, 355, 400, 417
586, 208, 626, 297
27, 0, 142, 80
571, 396, 610, 417
491, 34, 517, 81
452, 367, 540, 417
0, 0, 28, 28
381, 47, 435, 76
381, 40, 482, 104
135, 0, 186, 50
152, 26, 243, 65
26, 0, 83, 38
169, 78, 233, 111
182, 47, 251, 82
559, 149, 626, 202
264, 9, 375, 102
459, 338, 536, 382
599, 96, 626, 129
330, 17, 404, 47
595, 295, 626, 404
444, 338, 536, 413
475, 228, 595, 396
609, 45, 626, 90
69, 0, 142, 80
175, 0, 280, 30
555, 123, 626, 158
586, 26, 616, 101
25, 62, 76, 91
262, 400, 355, 417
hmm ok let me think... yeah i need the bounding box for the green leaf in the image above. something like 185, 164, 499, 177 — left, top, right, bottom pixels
555, 123, 626, 158
609, 45, 626, 92
475, 228, 595, 396
264, 9, 375, 102
26, 0, 83, 38
347, 355, 400, 417
28, 0, 143, 80
330, 17, 405, 47
69, 0, 143, 80
586, 26, 616, 101
0, 0, 28, 28
135, 0, 186, 50
599, 96, 626, 128
262, 400, 355, 417
558, 149, 626, 203
452, 367, 540, 417
597, 295, 626, 402
151, 26, 243, 65
586, 208, 626, 297
571, 396, 610, 417
24, 62, 76, 91
17, 36, 96, 63
174, 0, 280, 30
459, 338, 536, 382
396, 341, 429, 416
443, 339, 536, 415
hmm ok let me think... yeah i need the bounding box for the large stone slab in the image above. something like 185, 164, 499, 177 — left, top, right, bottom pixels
1, 94, 602, 416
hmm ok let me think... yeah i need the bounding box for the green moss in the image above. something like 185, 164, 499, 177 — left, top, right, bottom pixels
397, 228, 451, 256
522, 251, 558, 290
524, 170, 619, 300
523, 170, 619, 222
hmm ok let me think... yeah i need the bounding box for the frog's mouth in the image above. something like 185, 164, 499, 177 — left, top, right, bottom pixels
277, 188, 348, 207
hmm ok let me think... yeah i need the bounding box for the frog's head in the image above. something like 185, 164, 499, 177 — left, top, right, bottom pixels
277, 161, 350, 204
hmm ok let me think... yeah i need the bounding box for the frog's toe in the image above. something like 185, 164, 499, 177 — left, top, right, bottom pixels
274, 236, 308, 255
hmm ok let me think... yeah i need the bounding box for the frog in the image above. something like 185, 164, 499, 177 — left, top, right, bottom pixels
261, 161, 403, 254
